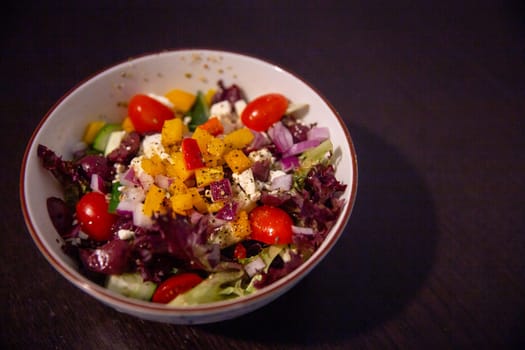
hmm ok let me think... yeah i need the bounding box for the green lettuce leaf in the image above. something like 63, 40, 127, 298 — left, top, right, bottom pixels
167, 270, 244, 306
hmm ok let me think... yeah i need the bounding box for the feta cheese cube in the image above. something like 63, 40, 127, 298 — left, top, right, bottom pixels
232, 168, 258, 196
249, 148, 274, 163
141, 134, 170, 160
232, 168, 261, 211
234, 99, 247, 116
210, 100, 232, 116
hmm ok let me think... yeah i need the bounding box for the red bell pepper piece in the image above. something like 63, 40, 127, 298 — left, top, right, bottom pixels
233, 243, 247, 260
181, 138, 204, 170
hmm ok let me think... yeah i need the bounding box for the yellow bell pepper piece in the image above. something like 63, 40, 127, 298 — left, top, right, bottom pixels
195, 166, 224, 187
202, 153, 224, 168
223, 127, 254, 149
207, 137, 225, 157
224, 149, 252, 174
168, 177, 188, 195
204, 89, 216, 107
188, 187, 208, 213
164, 89, 196, 113
170, 192, 193, 215
141, 154, 166, 177
207, 201, 224, 213
165, 152, 194, 181
192, 127, 214, 154
83, 121, 106, 144
122, 116, 135, 133
161, 117, 184, 148
231, 211, 251, 240
143, 184, 167, 217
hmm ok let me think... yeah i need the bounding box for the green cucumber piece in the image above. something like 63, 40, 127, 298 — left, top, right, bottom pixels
106, 273, 157, 301
92, 123, 122, 152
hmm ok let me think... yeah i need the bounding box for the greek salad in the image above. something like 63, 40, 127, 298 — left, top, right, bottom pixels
38, 81, 347, 306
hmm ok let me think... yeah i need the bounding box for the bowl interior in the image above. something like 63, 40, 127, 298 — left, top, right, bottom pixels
21, 49, 357, 323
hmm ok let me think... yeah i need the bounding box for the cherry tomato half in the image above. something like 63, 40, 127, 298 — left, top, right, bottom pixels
128, 94, 175, 133
241, 93, 288, 132
76, 192, 117, 241
152, 273, 204, 304
249, 205, 293, 245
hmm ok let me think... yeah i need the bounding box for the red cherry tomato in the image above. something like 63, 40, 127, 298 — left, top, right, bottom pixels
249, 205, 293, 245
76, 192, 117, 241
241, 93, 288, 132
152, 273, 204, 304
128, 94, 175, 133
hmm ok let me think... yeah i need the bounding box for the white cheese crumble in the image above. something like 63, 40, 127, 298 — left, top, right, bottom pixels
210, 100, 231, 116
248, 148, 274, 163
232, 168, 261, 211
141, 133, 170, 160
118, 229, 135, 240
232, 168, 258, 196
210, 100, 244, 133
234, 99, 247, 116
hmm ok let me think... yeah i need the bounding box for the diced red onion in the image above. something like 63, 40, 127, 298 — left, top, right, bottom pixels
90, 174, 105, 193
279, 156, 300, 172
155, 174, 171, 189
269, 174, 293, 191
120, 168, 138, 187
190, 210, 204, 225
116, 198, 137, 216
268, 121, 293, 153
215, 202, 238, 221
249, 130, 270, 150
283, 139, 321, 158
210, 179, 232, 202
133, 203, 154, 229
115, 209, 133, 217
307, 126, 330, 141
292, 225, 315, 235
209, 216, 228, 229
244, 256, 265, 277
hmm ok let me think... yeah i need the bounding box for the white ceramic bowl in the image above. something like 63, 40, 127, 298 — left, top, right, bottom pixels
20, 49, 358, 324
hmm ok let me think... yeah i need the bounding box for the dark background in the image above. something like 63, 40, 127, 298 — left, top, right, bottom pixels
3, 1, 524, 349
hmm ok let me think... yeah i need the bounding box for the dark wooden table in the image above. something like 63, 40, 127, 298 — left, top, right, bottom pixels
3, 1, 524, 349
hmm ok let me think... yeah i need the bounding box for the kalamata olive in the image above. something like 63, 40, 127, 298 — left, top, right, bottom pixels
78, 154, 111, 180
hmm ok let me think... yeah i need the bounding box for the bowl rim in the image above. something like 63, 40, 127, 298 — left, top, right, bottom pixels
19, 48, 358, 317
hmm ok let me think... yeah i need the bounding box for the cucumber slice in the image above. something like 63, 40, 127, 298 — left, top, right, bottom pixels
92, 123, 122, 152
106, 273, 157, 301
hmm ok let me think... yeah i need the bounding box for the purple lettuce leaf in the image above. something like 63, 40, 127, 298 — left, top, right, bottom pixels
254, 251, 303, 289
37, 144, 89, 207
